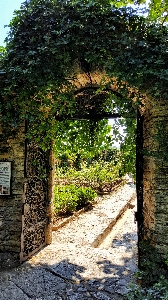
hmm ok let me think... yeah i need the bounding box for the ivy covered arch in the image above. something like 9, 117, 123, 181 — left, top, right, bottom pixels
0, 0, 167, 145
0, 0, 168, 269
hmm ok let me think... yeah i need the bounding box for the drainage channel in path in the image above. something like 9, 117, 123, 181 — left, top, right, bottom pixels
91, 191, 137, 249
96, 196, 137, 250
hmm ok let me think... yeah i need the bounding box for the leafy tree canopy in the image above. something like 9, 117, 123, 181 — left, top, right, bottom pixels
0, 0, 167, 150
54, 119, 114, 158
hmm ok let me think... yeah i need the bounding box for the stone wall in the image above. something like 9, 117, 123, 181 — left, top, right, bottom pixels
143, 97, 168, 255
0, 120, 54, 268
0, 123, 25, 268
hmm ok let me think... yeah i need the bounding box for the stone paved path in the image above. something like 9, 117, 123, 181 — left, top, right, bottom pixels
0, 182, 137, 300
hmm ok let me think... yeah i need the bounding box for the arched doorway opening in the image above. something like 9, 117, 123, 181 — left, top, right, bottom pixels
53, 81, 143, 261
0, 0, 167, 273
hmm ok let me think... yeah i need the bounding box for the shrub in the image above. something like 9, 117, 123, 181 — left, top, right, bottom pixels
124, 278, 168, 300
76, 186, 97, 208
54, 184, 97, 214
124, 242, 168, 300
55, 161, 124, 193
54, 184, 78, 214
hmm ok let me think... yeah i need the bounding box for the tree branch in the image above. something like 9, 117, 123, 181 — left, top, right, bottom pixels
54, 112, 136, 121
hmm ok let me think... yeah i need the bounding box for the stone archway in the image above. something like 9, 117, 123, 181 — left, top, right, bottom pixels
0, 68, 168, 269
0, 0, 167, 271
71, 71, 168, 266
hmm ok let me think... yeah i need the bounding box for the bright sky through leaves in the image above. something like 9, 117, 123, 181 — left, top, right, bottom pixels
0, 0, 23, 46
0, 0, 151, 47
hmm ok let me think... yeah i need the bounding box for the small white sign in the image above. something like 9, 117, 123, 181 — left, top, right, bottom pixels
0, 162, 11, 195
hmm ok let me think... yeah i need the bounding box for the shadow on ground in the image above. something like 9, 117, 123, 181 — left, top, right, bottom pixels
0, 182, 137, 299
0, 242, 137, 300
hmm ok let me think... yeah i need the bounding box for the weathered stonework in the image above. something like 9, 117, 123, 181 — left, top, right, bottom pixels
0, 124, 25, 268
143, 96, 168, 256
0, 122, 54, 269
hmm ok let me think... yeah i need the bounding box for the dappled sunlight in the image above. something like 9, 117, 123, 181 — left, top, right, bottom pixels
0, 250, 137, 299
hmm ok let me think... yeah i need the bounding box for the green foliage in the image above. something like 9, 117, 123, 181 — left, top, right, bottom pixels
81, 161, 121, 191
76, 186, 97, 207
54, 184, 96, 214
120, 118, 136, 178
124, 240, 168, 300
55, 158, 125, 193
54, 119, 114, 159
148, 0, 168, 23
138, 240, 168, 286
53, 115, 136, 181
0, 46, 6, 60
54, 154, 124, 215
54, 184, 78, 213
0, 0, 167, 152
124, 278, 168, 300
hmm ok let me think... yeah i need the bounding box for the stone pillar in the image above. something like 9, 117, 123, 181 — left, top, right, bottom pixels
143, 96, 168, 257
0, 123, 25, 268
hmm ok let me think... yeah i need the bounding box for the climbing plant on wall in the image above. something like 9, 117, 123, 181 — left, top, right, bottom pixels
0, 0, 167, 151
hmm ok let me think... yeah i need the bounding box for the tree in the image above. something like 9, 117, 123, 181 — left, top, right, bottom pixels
54, 119, 114, 158
148, 0, 168, 23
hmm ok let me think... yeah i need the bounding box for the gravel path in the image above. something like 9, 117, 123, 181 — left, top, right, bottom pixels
0, 182, 138, 300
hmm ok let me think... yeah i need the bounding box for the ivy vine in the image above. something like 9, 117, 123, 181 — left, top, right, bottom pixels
0, 0, 167, 151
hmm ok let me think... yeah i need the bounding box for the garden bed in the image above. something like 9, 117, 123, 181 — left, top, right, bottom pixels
53, 178, 126, 230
